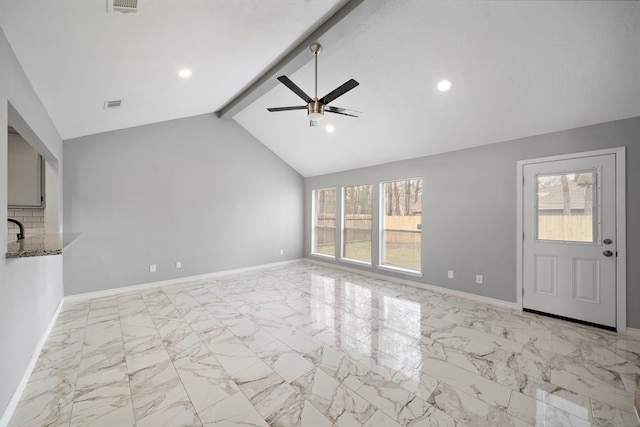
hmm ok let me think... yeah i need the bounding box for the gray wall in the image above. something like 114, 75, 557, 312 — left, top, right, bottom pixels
0, 27, 64, 421
304, 117, 640, 328
63, 113, 304, 295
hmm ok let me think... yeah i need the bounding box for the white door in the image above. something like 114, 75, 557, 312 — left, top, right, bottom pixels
523, 154, 616, 327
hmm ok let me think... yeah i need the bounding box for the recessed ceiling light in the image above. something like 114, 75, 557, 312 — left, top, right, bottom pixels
178, 69, 192, 78
325, 124, 335, 133
437, 80, 451, 92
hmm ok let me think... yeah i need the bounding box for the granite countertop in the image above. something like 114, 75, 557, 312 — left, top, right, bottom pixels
6, 233, 79, 258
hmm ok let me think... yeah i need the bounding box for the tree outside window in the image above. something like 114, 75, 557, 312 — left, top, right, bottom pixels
381, 178, 422, 271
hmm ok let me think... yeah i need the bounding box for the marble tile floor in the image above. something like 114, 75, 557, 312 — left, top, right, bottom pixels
8, 261, 640, 426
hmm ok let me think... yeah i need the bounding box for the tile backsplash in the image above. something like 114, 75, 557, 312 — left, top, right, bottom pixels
7, 208, 45, 240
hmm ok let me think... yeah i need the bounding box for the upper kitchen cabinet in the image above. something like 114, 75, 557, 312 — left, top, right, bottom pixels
8, 126, 44, 208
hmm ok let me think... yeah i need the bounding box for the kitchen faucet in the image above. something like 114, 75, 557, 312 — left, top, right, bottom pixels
7, 218, 25, 240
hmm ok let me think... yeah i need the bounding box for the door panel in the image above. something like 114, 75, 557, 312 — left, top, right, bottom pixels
573, 258, 600, 304
534, 254, 557, 296
523, 154, 616, 327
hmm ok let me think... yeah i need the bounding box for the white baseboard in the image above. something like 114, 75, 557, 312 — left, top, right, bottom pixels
626, 327, 640, 339
0, 298, 63, 427
64, 259, 304, 302
66, 257, 515, 311
305, 258, 517, 311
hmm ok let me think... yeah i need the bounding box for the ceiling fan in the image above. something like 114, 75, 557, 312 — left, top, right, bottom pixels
267, 43, 360, 127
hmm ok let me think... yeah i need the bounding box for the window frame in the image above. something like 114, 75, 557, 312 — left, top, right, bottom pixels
533, 169, 600, 245
378, 177, 423, 274
340, 183, 373, 265
311, 187, 337, 258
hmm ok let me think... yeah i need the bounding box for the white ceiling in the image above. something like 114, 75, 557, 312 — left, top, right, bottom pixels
2, 1, 640, 177
0, 0, 345, 138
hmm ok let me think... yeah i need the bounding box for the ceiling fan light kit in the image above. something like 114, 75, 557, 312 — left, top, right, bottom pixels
267, 43, 360, 126
307, 101, 324, 121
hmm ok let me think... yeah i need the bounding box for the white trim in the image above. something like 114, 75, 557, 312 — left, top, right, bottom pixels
516, 160, 524, 310
615, 148, 627, 333
306, 258, 516, 311
0, 299, 63, 427
515, 147, 626, 165
376, 264, 423, 278
309, 253, 335, 261
340, 186, 346, 259
64, 259, 303, 302
625, 328, 640, 339
339, 257, 372, 268
516, 147, 627, 333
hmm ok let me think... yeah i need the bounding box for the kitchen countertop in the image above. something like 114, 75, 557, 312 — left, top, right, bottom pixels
6, 233, 79, 258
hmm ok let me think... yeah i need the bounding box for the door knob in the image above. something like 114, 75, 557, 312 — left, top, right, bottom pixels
603, 238, 613, 245
603, 250, 613, 257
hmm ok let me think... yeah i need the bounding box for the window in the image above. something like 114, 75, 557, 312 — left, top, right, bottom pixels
381, 178, 422, 271
342, 184, 372, 263
312, 188, 336, 256
536, 171, 595, 242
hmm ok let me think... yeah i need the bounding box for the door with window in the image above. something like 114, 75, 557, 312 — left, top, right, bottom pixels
523, 154, 616, 327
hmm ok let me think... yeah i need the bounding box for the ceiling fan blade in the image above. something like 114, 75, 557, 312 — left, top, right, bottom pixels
319, 79, 359, 105
326, 105, 361, 116
326, 110, 358, 118
267, 106, 307, 112
277, 76, 312, 103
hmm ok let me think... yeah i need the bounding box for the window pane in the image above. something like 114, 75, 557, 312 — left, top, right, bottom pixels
343, 184, 372, 262
312, 188, 336, 255
536, 172, 595, 242
381, 178, 422, 270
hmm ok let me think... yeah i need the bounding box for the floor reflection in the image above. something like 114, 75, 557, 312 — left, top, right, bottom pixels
311, 273, 423, 375
9, 262, 639, 426
306, 263, 639, 426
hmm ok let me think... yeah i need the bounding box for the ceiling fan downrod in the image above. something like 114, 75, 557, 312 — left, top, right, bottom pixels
310, 42, 322, 100
308, 43, 324, 121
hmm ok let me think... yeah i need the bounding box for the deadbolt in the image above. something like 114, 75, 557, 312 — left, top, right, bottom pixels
603, 250, 613, 257
603, 238, 613, 245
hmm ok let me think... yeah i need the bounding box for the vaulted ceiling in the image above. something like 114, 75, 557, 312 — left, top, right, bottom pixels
1, 1, 639, 177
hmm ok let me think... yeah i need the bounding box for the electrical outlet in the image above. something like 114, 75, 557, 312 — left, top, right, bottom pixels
280, 249, 284, 255
447, 270, 454, 279
149, 264, 156, 273
476, 274, 483, 284
175, 261, 182, 269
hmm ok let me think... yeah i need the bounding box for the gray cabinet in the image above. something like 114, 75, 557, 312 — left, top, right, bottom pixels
8, 131, 44, 208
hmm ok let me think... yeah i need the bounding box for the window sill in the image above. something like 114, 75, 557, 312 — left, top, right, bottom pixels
377, 264, 423, 278
310, 252, 336, 260
339, 258, 372, 268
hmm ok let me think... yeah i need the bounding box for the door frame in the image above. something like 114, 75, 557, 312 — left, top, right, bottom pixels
516, 147, 627, 332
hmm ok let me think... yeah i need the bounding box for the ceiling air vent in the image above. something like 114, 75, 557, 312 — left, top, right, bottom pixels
107, 0, 142, 14
104, 99, 123, 109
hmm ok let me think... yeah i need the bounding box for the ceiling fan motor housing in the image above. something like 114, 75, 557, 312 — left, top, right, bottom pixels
267, 42, 359, 123
307, 100, 325, 120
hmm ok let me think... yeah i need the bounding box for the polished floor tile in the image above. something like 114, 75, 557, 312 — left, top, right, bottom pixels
7, 261, 640, 426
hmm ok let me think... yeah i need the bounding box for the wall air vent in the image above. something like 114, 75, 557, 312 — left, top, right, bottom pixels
107, 0, 142, 14
104, 99, 123, 109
